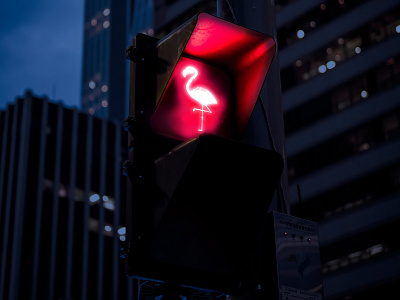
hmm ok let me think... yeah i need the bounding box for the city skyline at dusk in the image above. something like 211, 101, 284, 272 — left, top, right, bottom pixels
0, 0, 84, 110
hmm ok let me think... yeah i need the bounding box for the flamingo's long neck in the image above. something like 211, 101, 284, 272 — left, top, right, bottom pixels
186, 70, 198, 94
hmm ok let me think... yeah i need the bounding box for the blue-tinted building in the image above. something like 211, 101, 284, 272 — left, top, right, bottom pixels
0, 92, 135, 300
81, 0, 127, 123
129, 0, 154, 36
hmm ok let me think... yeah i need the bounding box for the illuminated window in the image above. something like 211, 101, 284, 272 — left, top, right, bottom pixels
89, 81, 96, 89
322, 243, 388, 274
101, 84, 108, 92
88, 108, 95, 115
91, 18, 97, 26
118, 226, 126, 241
361, 90, 368, 98
101, 100, 108, 108
103, 8, 110, 16
104, 202, 114, 210
90, 193, 100, 203
327, 61, 336, 69
58, 186, 67, 198
103, 21, 110, 29
318, 65, 327, 73
297, 30, 305, 39
351, 78, 368, 103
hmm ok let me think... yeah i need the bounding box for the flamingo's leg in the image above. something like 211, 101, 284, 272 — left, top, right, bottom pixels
200, 105, 204, 131
193, 105, 212, 131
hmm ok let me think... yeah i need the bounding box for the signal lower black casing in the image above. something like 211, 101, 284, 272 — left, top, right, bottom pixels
124, 135, 284, 294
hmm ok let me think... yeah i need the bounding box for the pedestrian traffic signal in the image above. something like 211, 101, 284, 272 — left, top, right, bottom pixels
124, 12, 282, 295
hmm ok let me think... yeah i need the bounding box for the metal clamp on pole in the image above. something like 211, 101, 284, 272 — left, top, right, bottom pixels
125, 46, 146, 63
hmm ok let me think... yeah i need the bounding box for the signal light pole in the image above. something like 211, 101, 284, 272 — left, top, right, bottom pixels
230, 0, 290, 214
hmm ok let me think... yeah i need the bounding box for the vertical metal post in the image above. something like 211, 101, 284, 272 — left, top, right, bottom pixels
9, 96, 32, 299
0, 101, 19, 300
126, 278, 134, 300
97, 118, 107, 300
48, 102, 64, 300
231, 0, 290, 214
112, 121, 121, 300
0, 108, 10, 235
81, 115, 93, 300
30, 99, 49, 300
65, 108, 79, 300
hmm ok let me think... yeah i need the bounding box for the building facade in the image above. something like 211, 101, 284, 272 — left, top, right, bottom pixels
276, 0, 400, 298
128, 0, 154, 37
0, 92, 135, 300
81, 0, 127, 123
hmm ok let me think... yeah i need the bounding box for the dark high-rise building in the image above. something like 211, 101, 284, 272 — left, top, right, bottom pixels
81, 0, 127, 123
276, 0, 400, 299
0, 92, 135, 300
127, 0, 154, 37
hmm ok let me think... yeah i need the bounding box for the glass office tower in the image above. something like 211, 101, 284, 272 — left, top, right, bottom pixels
276, 0, 400, 299
81, 0, 127, 123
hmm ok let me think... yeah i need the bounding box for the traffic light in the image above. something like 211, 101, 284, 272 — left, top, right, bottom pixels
126, 12, 275, 144
123, 12, 283, 295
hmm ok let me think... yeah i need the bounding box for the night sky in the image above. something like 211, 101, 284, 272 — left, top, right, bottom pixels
0, 0, 84, 110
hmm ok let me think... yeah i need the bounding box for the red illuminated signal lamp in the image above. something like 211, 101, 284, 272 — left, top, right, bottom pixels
149, 13, 276, 141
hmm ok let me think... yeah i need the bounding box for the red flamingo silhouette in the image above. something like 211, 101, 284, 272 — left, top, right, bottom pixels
183, 66, 217, 131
